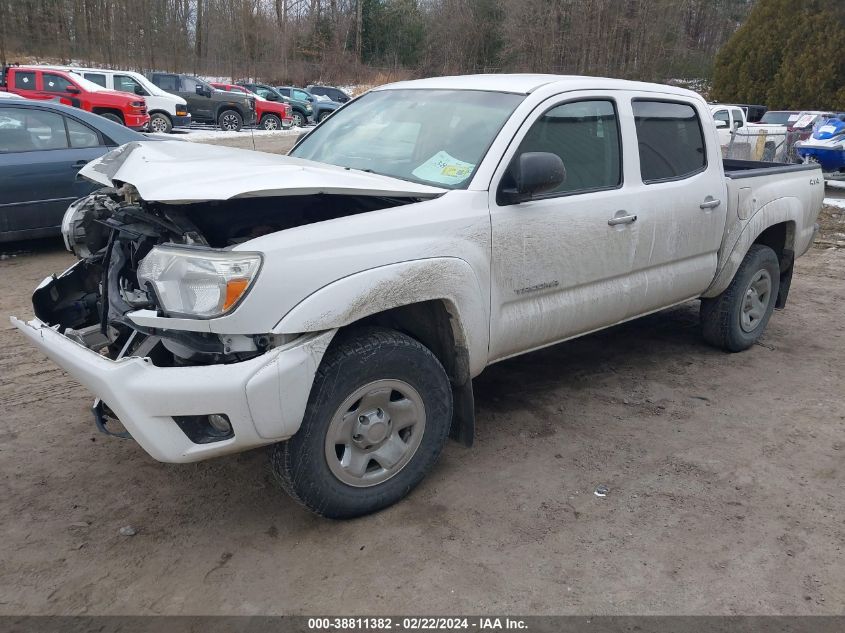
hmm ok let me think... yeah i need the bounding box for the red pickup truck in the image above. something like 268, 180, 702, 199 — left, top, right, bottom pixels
210, 82, 292, 130
0, 65, 149, 130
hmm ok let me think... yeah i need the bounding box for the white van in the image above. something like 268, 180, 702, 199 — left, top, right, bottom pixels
38, 66, 190, 133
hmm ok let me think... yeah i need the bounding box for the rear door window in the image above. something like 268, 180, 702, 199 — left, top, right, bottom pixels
633, 100, 707, 183
14, 71, 36, 91
0, 107, 68, 152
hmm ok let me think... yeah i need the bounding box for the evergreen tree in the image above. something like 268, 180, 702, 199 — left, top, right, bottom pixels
712, 0, 845, 110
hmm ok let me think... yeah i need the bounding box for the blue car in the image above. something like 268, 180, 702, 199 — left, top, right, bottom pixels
0, 99, 146, 242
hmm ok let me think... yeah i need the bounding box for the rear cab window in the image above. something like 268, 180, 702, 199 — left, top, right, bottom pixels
14, 71, 36, 91
632, 100, 707, 183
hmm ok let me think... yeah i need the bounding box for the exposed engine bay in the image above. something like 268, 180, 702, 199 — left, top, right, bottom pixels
36, 185, 419, 367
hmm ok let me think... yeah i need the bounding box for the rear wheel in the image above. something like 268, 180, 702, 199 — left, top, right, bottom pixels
149, 112, 172, 134
271, 327, 453, 519
99, 112, 123, 125
318, 111, 330, 123
701, 244, 780, 352
218, 109, 242, 131
261, 114, 282, 130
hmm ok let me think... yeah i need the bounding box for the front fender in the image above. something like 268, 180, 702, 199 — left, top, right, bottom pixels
273, 257, 489, 377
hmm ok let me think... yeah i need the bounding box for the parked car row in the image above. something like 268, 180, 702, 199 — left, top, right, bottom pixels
209, 82, 292, 130
0, 64, 150, 130
1, 63, 353, 133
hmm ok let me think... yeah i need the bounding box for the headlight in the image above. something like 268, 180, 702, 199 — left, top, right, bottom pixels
136, 245, 262, 318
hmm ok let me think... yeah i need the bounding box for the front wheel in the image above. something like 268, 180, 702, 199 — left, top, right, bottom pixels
271, 327, 453, 519
149, 112, 172, 134
291, 111, 305, 127
218, 109, 242, 131
261, 114, 282, 130
701, 244, 780, 352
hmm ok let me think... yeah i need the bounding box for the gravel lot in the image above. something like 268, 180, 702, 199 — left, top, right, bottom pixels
0, 200, 843, 615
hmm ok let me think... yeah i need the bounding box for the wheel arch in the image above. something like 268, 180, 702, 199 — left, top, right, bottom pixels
215, 103, 245, 119
147, 109, 172, 121
92, 107, 124, 122
702, 196, 804, 299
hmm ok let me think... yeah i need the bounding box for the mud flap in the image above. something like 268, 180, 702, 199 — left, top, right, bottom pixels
449, 380, 475, 447
775, 248, 794, 310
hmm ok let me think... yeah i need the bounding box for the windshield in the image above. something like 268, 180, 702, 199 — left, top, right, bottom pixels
290, 89, 524, 189
759, 111, 797, 125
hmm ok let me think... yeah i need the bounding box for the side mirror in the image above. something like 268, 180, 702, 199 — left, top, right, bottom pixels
499, 152, 566, 205
66, 85, 80, 94
715, 120, 728, 129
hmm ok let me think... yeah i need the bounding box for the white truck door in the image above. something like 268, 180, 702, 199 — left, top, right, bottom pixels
623, 97, 727, 318
488, 93, 638, 362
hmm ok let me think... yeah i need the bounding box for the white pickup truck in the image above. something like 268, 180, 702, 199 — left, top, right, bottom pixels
12, 75, 823, 518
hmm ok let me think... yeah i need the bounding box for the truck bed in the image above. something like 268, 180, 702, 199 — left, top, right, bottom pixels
723, 159, 819, 179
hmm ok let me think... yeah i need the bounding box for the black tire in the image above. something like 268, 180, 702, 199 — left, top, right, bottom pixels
218, 109, 242, 131
291, 111, 305, 127
701, 244, 780, 352
149, 112, 172, 134
318, 111, 330, 123
271, 327, 453, 519
99, 112, 123, 125
261, 114, 282, 130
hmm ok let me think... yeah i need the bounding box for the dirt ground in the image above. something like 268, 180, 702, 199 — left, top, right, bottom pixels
1, 209, 843, 616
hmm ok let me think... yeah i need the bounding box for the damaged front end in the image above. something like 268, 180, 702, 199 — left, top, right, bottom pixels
35, 186, 270, 367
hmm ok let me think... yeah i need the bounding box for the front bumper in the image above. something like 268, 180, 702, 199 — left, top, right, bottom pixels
125, 113, 150, 131
172, 113, 192, 128
11, 317, 334, 463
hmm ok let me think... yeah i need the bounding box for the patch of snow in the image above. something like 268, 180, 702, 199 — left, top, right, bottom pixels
825, 179, 845, 189
823, 197, 845, 209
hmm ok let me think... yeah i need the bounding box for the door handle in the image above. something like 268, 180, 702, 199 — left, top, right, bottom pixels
608, 213, 637, 226
700, 197, 721, 209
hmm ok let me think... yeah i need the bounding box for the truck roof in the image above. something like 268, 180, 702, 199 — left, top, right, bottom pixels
375, 73, 702, 98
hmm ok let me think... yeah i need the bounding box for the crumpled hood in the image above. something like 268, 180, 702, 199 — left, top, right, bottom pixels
79, 141, 447, 203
